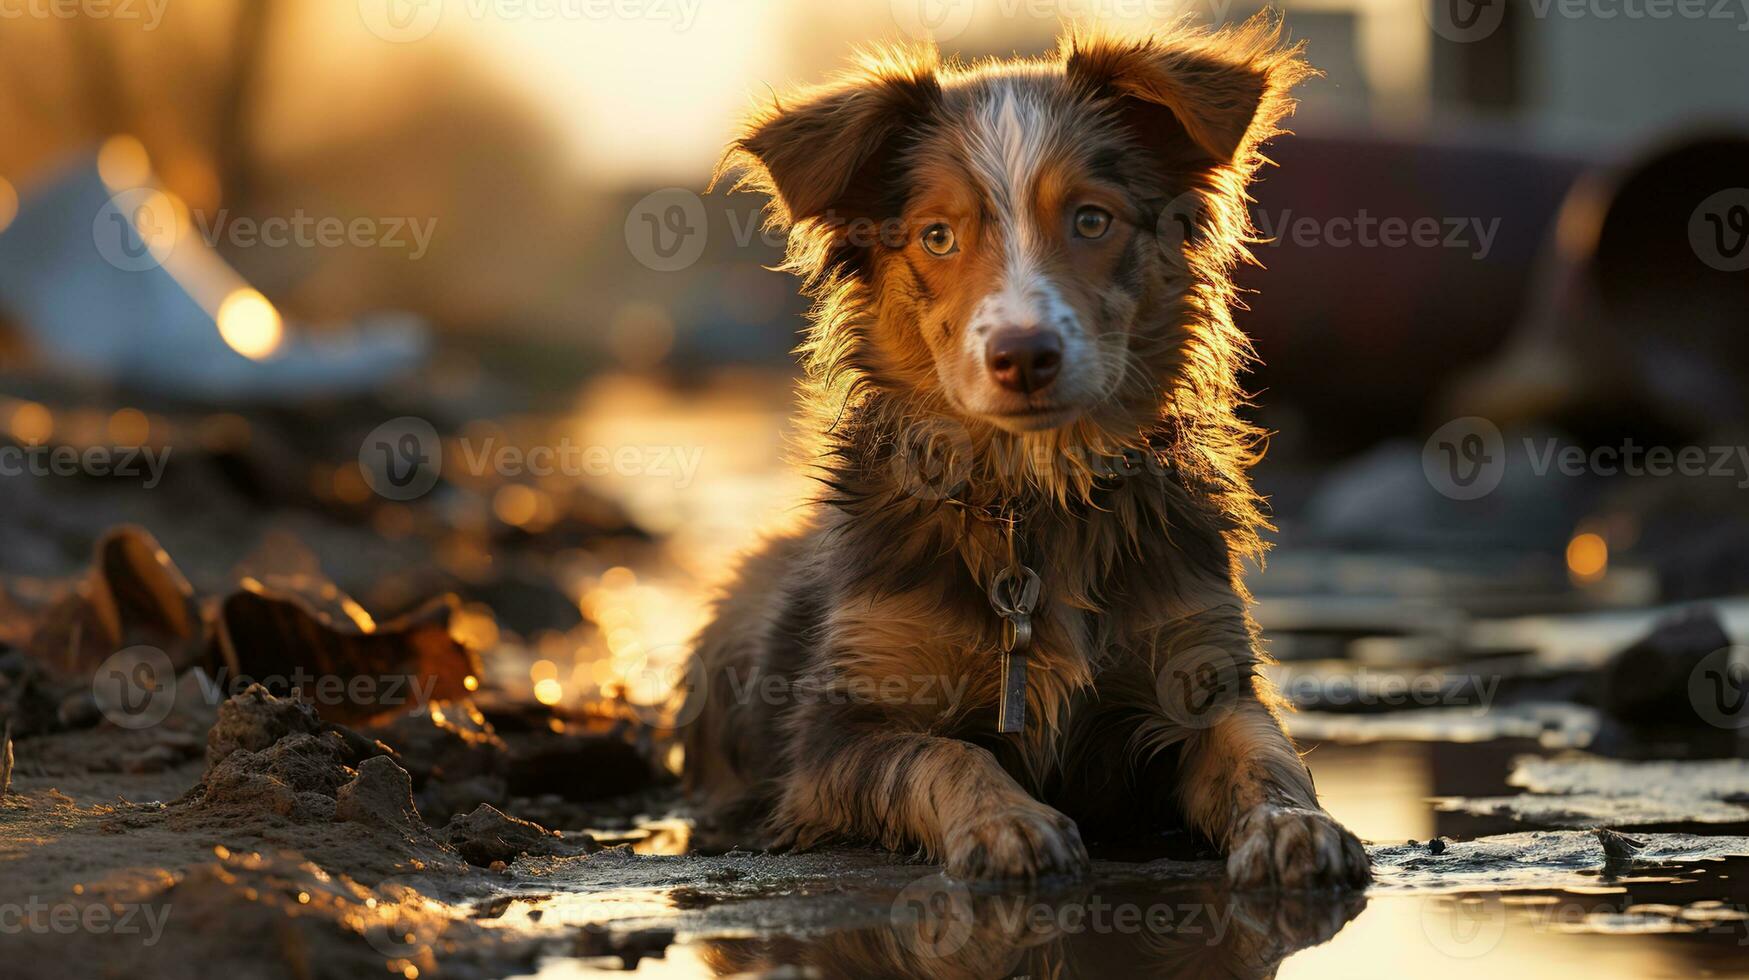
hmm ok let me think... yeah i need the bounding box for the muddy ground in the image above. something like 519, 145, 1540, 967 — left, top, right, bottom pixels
2, 378, 1748, 979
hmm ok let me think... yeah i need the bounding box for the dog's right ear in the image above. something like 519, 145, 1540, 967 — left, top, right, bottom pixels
718, 46, 940, 229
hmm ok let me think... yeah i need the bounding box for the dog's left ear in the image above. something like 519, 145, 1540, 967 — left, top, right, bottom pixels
1063, 14, 1313, 174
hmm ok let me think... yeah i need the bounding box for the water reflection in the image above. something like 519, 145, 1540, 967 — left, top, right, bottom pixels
689, 878, 1366, 980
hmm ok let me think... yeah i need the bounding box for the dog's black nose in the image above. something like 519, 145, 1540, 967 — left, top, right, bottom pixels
985, 329, 1063, 394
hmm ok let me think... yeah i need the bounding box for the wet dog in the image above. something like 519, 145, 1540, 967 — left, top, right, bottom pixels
682, 15, 1369, 889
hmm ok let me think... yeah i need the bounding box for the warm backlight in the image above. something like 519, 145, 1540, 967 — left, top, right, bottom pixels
216, 288, 284, 360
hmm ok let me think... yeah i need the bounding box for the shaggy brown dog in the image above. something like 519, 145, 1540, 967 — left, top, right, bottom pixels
682, 14, 1370, 889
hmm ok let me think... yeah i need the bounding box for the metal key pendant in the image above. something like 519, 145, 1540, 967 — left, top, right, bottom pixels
989, 566, 1040, 734
997, 618, 1029, 734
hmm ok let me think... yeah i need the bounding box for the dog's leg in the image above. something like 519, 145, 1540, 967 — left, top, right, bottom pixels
1178, 698, 1369, 888
771, 723, 1089, 880
1147, 609, 1370, 889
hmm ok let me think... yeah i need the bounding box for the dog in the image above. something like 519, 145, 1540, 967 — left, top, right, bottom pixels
681, 14, 1370, 889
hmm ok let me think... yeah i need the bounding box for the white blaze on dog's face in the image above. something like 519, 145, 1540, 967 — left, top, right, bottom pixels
900, 84, 1141, 433
729, 23, 1308, 440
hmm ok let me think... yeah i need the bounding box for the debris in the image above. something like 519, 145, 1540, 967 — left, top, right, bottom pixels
1594, 828, 1649, 860
370, 701, 509, 824
1368, 831, 1749, 894
334, 755, 426, 833
443, 802, 591, 867
25, 526, 203, 678
1600, 605, 1735, 724
211, 582, 480, 727
1, 721, 12, 796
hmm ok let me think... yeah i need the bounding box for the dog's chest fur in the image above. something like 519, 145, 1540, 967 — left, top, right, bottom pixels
796, 459, 1240, 781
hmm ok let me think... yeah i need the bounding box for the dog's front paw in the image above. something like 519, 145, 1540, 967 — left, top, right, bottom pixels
943, 804, 1090, 881
1226, 804, 1370, 890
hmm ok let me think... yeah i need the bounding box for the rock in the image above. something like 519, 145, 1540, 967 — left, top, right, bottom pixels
335, 755, 424, 831
1599, 605, 1735, 724
443, 803, 587, 867
198, 732, 355, 820
205, 683, 396, 770
205, 684, 322, 766
123, 743, 184, 774
1594, 828, 1648, 859
55, 690, 100, 729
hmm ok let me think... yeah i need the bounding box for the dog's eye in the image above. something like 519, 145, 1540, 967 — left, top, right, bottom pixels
920, 223, 958, 257
1073, 206, 1112, 240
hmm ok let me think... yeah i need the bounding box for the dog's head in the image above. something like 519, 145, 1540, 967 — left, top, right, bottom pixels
723, 16, 1309, 455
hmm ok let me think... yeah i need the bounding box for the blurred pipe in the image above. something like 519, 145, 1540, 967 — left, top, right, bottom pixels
1451, 129, 1749, 444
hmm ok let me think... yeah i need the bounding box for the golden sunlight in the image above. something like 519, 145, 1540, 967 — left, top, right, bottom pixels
216, 288, 285, 360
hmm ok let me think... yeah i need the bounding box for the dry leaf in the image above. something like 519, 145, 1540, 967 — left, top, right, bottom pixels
211, 578, 482, 727
26, 525, 202, 678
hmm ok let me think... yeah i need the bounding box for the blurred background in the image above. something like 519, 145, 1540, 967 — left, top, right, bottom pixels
0, 2, 1747, 975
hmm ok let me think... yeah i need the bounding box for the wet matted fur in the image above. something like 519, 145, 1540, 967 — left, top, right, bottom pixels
682, 14, 1370, 888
